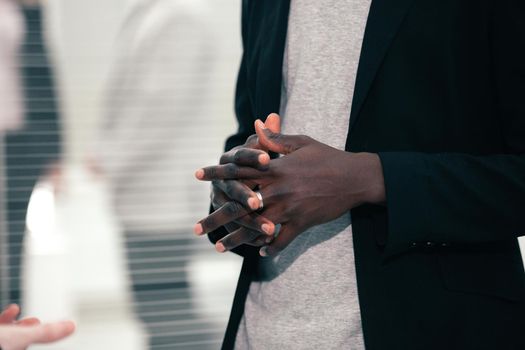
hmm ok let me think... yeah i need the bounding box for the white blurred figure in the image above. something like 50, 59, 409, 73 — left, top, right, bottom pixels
91, 0, 242, 348
43, 0, 135, 166
94, 0, 216, 235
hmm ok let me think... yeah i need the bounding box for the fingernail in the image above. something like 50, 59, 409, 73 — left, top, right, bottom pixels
60, 321, 76, 332
255, 119, 266, 129
261, 224, 273, 235
216, 242, 226, 253
248, 197, 259, 210
193, 223, 203, 235
260, 246, 268, 257
68, 321, 77, 331
195, 169, 204, 179
258, 153, 270, 165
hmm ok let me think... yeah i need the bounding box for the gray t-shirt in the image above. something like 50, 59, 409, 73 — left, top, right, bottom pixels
235, 0, 371, 349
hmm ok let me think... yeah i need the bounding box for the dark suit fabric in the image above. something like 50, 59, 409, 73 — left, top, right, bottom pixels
210, 0, 525, 349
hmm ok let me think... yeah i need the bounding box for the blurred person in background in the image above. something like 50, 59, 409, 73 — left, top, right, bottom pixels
0, 1, 74, 348
91, 0, 233, 348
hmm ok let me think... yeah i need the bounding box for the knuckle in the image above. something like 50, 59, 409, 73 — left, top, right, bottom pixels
225, 164, 238, 178
246, 135, 258, 146
220, 149, 235, 164
270, 132, 282, 141
233, 149, 242, 163
251, 150, 263, 163
245, 229, 260, 241
207, 166, 217, 179
224, 201, 242, 216
202, 217, 216, 230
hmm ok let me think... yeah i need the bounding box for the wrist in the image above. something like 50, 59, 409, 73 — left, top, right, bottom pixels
351, 152, 386, 206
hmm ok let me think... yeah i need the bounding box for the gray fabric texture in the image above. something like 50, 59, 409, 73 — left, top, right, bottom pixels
235, 0, 371, 348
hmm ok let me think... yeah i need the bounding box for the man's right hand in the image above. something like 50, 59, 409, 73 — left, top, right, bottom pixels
194, 114, 281, 251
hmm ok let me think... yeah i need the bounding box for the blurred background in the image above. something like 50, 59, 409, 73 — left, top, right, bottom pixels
1, 1, 525, 350
1, 0, 242, 349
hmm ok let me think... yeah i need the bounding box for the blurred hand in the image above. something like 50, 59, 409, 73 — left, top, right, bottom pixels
0, 304, 75, 350
194, 114, 281, 250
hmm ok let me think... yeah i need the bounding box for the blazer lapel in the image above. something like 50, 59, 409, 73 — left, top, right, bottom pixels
255, 0, 291, 118
348, 0, 417, 137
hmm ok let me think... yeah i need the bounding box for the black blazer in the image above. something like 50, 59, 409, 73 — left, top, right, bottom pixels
210, 0, 525, 349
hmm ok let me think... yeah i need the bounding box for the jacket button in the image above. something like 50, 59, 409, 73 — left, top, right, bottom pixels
425, 242, 435, 247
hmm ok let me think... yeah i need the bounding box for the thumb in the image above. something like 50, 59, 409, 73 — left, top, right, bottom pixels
264, 113, 281, 133
255, 119, 307, 155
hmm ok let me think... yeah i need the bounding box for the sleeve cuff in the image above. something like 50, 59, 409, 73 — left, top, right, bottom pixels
377, 152, 433, 257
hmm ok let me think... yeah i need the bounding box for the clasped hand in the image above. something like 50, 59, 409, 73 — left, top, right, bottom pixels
195, 114, 385, 257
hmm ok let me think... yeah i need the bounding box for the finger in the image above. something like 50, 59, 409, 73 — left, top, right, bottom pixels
210, 182, 257, 209
197, 197, 275, 236
243, 112, 280, 149
264, 113, 281, 133
195, 200, 248, 235
243, 134, 261, 149
255, 120, 309, 155
0, 304, 20, 324
246, 234, 274, 247
210, 185, 230, 209
220, 148, 270, 169
247, 223, 284, 247
17, 317, 41, 326
235, 212, 275, 236
216, 226, 262, 252
259, 223, 301, 257
28, 321, 76, 344
213, 180, 260, 210
195, 164, 263, 181
224, 222, 240, 233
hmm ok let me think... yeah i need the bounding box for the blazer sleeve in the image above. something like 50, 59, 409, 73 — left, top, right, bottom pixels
378, 0, 525, 257
208, 0, 260, 258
